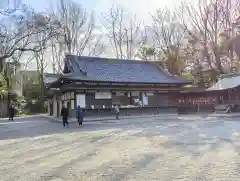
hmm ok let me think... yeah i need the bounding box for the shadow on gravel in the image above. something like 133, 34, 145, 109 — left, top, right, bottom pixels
0, 116, 123, 141
83, 152, 161, 181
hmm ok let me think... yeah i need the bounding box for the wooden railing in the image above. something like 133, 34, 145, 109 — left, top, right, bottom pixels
221, 100, 240, 105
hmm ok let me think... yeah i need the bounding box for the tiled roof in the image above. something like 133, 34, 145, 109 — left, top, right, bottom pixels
63, 55, 191, 84
207, 75, 240, 91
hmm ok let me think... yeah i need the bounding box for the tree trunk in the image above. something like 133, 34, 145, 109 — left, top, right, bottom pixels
6, 77, 10, 116
215, 52, 223, 74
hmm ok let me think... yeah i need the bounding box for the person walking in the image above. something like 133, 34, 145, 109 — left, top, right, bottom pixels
76, 105, 83, 127
9, 104, 15, 121
61, 105, 69, 128
114, 105, 120, 120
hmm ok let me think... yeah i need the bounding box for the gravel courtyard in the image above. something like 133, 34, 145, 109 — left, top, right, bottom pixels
0, 115, 239, 181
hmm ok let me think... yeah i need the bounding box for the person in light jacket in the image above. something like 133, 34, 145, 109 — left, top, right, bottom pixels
114, 105, 120, 120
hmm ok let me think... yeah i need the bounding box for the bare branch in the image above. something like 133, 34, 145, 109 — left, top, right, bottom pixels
49, 0, 95, 55
0, 4, 57, 71
102, 5, 141, 59
151, 8, 187, 75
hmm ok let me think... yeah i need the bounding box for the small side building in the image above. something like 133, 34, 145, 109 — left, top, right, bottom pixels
45, 55, 191, 117
177, 87, 217, 113
177, 73, 240, 113
207, 73, 240, 105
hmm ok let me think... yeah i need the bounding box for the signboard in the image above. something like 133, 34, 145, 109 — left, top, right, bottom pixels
116, 92, 125, 96
146, 92, 154, 96
142, 96, 148, 105
71, 100, 75, 109
76, 94, 86, 108
95, 92, 112, 99
131, 91, 139, 96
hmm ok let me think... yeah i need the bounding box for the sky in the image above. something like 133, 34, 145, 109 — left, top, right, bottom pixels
21, 0, 187, 24
17, 0, 192, 72
17, 0, 188, 72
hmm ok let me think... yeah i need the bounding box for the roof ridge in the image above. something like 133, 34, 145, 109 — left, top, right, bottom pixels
65, 54, 163, 64
152, 63, 173, 76
152, 63, 193, 82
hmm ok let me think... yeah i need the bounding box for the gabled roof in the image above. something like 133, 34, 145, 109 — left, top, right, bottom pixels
207, 75, 240, 91
62, 55, 191, 85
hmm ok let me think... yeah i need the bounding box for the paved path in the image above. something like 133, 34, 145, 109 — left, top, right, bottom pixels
0, 115, 239, 181
45, 113, 178, 123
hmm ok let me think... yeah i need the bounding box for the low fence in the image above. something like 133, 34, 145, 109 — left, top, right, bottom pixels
178, 104, 215, 114
59, 104, 222, 117
69, 106, 178, 118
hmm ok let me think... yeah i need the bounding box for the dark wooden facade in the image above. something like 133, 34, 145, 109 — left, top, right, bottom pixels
177, 88, 216, 113
177, 87, 240, 113
46, 80, 183, 117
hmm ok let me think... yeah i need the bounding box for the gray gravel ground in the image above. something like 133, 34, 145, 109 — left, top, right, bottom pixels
0, 115, 239, 181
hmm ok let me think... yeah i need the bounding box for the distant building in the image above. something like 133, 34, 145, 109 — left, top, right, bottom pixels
0, 62, 42, 97
16, 71, 57, 97
0, 61, 23, 95
14, 70, 39, 97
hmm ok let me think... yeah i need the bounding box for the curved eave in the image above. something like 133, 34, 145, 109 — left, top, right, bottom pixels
45, 74, 192, 90
61, 75, 192, 85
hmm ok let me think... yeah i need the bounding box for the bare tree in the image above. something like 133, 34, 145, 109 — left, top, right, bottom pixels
47, 0, 95, 73
50, 37, 64, 73
102, 5, 141, 59
23, 56, 34, 70
137, 46, 156, 60
0, 4, 54, 72
0, 3, 56, 111
151, 8, 187, 75
86, 34, 105, 56
180, 0, 240, 79
31, 30, 50, 112
136, 26, 157, 60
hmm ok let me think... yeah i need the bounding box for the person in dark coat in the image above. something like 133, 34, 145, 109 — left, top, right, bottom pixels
76, 105, 83, 127
9, 104, 15, 121
61, 105, 69, 128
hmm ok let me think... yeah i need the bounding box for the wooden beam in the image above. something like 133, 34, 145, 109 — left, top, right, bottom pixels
67, 80, 183, 87
60, 85, 182, 92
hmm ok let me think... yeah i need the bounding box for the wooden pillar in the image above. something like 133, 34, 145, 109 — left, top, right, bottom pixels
53, 95, 57, 117
129, 92, 133, 105
59, 100, 62, 117
47, 99, 51, 115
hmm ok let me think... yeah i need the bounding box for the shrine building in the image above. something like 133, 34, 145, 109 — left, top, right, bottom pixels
45, 55, 191, 117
